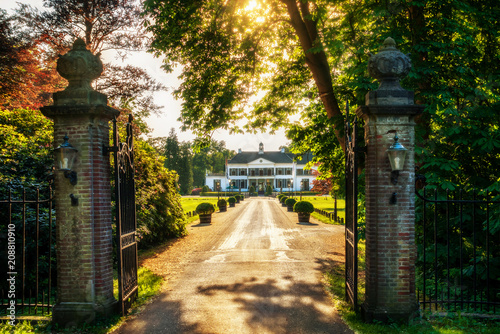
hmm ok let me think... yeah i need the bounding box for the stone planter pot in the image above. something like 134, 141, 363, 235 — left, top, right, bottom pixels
236, 198, 240, 203
229, 202, 235, 207
297, 212, 310, 223
281, 203, 287, 207
219, 206, 227, 212
199, 214, 212, 224
287, 205, 294, 212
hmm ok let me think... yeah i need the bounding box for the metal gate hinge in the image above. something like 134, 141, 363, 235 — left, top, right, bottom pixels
102, 144, 118, 155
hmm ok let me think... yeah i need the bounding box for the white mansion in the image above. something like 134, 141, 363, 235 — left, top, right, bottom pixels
205, 143, 317, 194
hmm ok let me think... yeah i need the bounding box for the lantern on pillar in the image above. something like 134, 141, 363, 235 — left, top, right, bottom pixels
386, 133, 407, 185
55, 134, 78, 185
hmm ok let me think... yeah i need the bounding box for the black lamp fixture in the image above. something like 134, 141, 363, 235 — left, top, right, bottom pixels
55, 134, 78, 185
387, 133, 407, 185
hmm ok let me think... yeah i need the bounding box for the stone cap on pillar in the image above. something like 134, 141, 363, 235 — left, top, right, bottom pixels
366, 37, 414, 106
41, 38, 120, 120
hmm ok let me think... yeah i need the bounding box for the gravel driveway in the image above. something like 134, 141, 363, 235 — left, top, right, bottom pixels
114, 197, 352, 334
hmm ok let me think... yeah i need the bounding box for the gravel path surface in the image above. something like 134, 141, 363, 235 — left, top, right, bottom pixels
114, 197, 351, 334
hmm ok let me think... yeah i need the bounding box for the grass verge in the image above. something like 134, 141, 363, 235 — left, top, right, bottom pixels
0, 266, 163, 333
325, 259, 500, 333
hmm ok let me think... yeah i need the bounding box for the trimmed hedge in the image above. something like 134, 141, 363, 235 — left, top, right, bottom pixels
196, 202, 216, 215
293, 201, 314, 213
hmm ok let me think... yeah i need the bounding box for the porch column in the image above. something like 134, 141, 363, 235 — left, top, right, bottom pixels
356, 38, 424, 323
41, 39, 120, 327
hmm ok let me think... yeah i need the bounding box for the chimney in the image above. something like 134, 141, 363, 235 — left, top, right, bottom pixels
259, 142, 264, 155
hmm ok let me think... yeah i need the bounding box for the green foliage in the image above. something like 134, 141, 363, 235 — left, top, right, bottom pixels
280, 196, 288, 204
227, 196, 236, 204
265, 184, 273, 196
293, 201, 314, 213
249, 185, 256, 195
201, 185, 210, 193
0, 108, 53, 187
217, 198, 227, 207
234, 194, 241, 200
285, 198, 297, 207
195, 202, 215, 215
133, 139, 187, 247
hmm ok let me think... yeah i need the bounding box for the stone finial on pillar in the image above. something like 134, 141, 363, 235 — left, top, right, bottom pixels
41, 39, 120, 327
356, 37, 424, 323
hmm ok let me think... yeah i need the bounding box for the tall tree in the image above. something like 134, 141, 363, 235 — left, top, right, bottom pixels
163, 128, 181, 172
16, 0, 164, 118
143, 0, 345, 149
0, 10, 65, 109
143, 0, 500, 190
178, 142, 193, 195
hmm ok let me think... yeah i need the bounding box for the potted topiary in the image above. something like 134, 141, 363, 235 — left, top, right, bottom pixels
239, 191, 244, 201
196, 202, 216, 224
217, 198, 227, 212
227, 196, 236, 207
280, 196, 288, 207
277, 194, 284, 202
293, 201, 314, 223
285, 198, 297, 212
249, 185, 256, 196
235, 194, 241, 203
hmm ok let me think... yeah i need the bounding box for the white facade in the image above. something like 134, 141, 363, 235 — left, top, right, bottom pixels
205, 143, 317, 193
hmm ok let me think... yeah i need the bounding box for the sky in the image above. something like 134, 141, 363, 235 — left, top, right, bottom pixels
1, 0, 291, 153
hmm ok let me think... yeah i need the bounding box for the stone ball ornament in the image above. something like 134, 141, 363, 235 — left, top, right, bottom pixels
56, 38, 103, 89
368, 37, 412, 91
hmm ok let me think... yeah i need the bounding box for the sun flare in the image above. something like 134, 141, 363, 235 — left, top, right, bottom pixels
245, 0, 258, 12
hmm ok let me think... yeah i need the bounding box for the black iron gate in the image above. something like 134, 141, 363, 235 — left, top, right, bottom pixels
0, 185, 56, 316
345, 103, 362, 310
416, 186, 500, 314
112, 115, 138, 315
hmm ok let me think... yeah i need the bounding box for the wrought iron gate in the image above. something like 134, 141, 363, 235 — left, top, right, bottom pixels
112, 115, 138, 315
345, 103, 362, 310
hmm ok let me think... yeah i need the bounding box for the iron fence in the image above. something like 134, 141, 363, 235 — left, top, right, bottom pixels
416, 187, 500, 314
0, 185, 56, 316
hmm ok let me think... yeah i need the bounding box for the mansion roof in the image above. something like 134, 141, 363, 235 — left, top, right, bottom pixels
229, 148, 313, 165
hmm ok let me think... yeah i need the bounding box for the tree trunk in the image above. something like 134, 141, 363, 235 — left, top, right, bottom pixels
281, 0, 346, 151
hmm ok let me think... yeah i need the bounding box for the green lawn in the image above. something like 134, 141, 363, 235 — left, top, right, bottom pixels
180, 197, 220, 213
294, 195, 346, 225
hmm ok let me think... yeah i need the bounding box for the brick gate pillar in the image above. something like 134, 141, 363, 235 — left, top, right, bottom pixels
356, 37, 424, 323
41, 39, 120, 327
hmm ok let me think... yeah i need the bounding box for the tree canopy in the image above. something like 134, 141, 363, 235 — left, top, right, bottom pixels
144, 0, 500, 190
16, 0, 164, 118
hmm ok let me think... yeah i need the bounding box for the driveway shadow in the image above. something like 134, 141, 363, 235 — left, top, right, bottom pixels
196, 275, 352, 333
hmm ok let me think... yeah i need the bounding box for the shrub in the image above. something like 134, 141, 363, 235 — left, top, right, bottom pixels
134, 140, 187, 248
227, 196, 236, 203
191, 188, 202, 195
280, 196, 288, 203
285, 198, 297, 207
217, 198, 227, 207
249, 185, 255, 195
265, 185, 273, 196
202, 185, 210, 193
278, 194, 285, 201
195, 202, 215, 215
293, 201, 314, 213
235, 194, 241, 200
